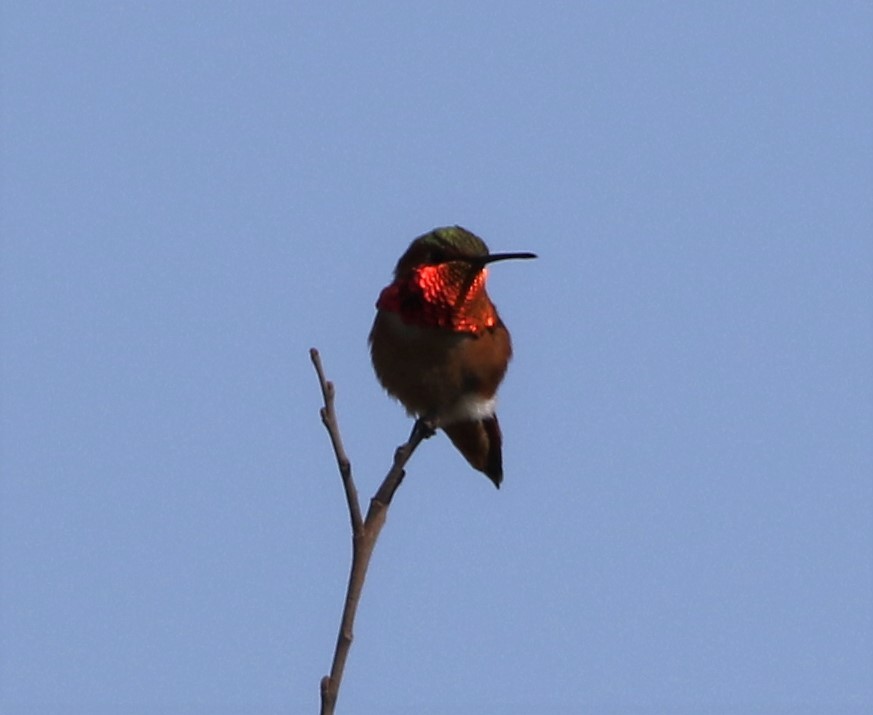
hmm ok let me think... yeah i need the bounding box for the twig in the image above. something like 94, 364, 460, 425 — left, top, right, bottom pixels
310, 348, 432, 715
310, 349, 363, 533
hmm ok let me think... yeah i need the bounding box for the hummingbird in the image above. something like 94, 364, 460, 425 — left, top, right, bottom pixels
369, 226, 536, 488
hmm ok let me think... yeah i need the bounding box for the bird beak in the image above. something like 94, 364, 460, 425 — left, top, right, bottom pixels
476, 252, 538, 265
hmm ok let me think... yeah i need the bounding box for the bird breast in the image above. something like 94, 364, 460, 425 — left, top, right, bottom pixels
369, 310, 512, 422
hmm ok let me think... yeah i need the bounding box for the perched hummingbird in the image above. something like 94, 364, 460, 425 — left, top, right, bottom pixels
369, 226, 536, 488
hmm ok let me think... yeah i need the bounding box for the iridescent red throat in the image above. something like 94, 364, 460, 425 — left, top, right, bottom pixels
376, 264, 497, 333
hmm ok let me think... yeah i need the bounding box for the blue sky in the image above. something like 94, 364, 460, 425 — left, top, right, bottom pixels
2, 2, 872, 714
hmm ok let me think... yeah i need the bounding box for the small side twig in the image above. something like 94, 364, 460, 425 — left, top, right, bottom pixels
310, 348, 432, 715
310, 349, 363, 533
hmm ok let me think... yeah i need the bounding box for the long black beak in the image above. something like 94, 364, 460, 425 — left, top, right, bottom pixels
467, 251, 538, 266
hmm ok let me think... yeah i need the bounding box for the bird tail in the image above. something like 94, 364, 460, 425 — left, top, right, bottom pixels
442, 415, 503, 488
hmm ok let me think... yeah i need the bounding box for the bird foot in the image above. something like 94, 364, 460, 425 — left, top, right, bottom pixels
411, 417, 438, 442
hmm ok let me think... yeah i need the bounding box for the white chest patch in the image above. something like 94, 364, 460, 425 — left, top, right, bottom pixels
442, 393, 497, 424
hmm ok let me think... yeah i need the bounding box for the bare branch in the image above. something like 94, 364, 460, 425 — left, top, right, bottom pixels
310, 348, 362, 533
372, 419, 434, 506
311, 349, 432, 715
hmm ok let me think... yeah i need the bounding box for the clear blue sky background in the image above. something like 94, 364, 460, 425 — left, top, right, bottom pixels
2, 3, 872, 714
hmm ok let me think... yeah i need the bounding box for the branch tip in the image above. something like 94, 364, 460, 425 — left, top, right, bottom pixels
311, 347, 431, 715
